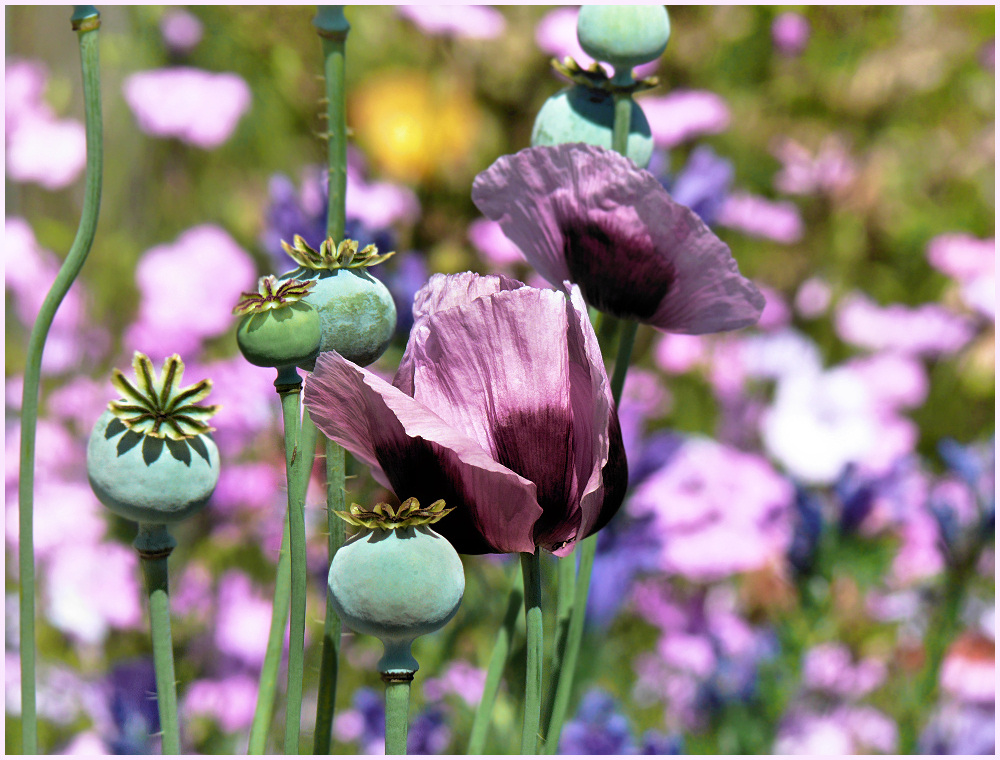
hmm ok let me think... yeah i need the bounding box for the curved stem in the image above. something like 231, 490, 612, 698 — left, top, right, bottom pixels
284, 405, 318, 754
384, 679, 411, 755
520, 551, 544, 754
467, 566, 525, 754
17, 9, 102, 753
312, 439, 345, 753
247, 517, 291, 754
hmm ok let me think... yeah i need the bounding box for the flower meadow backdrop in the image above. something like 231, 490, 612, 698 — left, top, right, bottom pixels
5, 4, 995, 755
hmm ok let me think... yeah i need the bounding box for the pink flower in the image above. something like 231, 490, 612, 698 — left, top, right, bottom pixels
160, 8, 203, 54
802, 642, 887, 698
771, 12, 811, 56
845, 352, 929, 411
535, 7, 659, 80
794, 276, 832, 318
125, 225, 257, 357
304, 272, 626, 556
123, 67, 251, 148
473, 144, 764, 333
183, 674, 259, 733
772, 135, 856, 196
638, 90, 731, 148
345, 153, 421, 230
756, 285, 791, 330
214, 572, 274, 665
398, 5, 506, 40
467, 218, 525, 267
834, 292, 974, 356
5, 58, 51, 133
212, 463, 283, 517
654, 333, 707, 375
716, 192, 804, 244
940, 632, 995, 704
423, 661, 487, 706
627, 438, 793, 581
926, 233, 995, 319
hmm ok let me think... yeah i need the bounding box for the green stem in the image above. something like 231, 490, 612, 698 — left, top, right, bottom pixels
315, 5, 349, 243
17, 9, 102, 753
284, 404, 318, 754
312, 439, 345, 753
611, 91, 632, 156
520, 551, 544, 754
467, 567, 525, 754
135, 524, 180, 755
384, 679, 411, 755
539, 554, 575, 743
247, 516, 291, 754
609, 321, 639, 404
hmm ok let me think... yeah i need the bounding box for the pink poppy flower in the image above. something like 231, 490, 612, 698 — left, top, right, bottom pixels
398, 5, 506, 40
716, 191, 805, 243
638, 90, 731, 148
834, 292, 975, 356
123, 67, 251, 149
304, 272, 627, 555
472, 144, 764, 334
771, 12, 811, 56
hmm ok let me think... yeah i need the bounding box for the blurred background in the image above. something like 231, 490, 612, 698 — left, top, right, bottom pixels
5, 5, 994, 754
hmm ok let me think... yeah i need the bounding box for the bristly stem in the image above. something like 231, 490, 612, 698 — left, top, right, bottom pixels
311, 6, 350, 751
520, 551, 544, 754
384, 679, 411, 754
467, 566, 525, 754
247, 516, 291, 754
17, 8, 102, 753
284, 397, 318, 754
544, 83, 638, 754
135, 524, 181, 755
312, 439, 345, 753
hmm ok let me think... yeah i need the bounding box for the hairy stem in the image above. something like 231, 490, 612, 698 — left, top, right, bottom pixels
17, 8, 102, 752
467, 567, 525, 754
521, 551, 544, 754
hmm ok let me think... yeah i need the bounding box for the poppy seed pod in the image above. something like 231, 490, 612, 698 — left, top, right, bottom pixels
86, 353, 220, 524
532, 84, 654, 169
327, 499, 465, 676
234, 276, 322, 369
278, 236, 397, 369
577, 5, 671, 72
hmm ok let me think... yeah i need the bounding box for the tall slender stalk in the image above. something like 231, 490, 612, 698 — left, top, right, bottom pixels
520, 551, 544, 754
384, 679, 411, 755
135, 524, 181, 755
17, 7, 102, 753
311, 6, 351, 751
467, 567, 525, 754
247, 517, 291, 754
539, 554, 575, 748
543, 83, 638, 754
284, 401, 318, 754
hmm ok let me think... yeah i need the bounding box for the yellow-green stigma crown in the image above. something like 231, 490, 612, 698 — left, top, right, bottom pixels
335, 497, 454, 530
280, 235, 396, 271
232, 275, 315, 315
108, 352, 220, 440
551, 56, 660, 94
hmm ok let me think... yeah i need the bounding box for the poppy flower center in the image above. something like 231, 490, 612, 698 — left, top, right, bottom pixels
561, 217, 675, 320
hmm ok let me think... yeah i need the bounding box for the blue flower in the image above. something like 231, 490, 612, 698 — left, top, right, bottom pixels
559, 690, 637, 755
788, 485, 824, 575
106, 659, 160, 754
588, 513, 662, 628
648, 145, 734, 227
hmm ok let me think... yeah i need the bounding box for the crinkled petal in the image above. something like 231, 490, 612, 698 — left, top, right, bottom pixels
472, 143, 765, 334
402, 284, 596, 551
304, 351, 540, 554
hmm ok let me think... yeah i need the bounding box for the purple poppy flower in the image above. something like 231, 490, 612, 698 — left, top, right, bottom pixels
303, 272, 627, 556
472, 144, 764, 334
559, 690, 637, 755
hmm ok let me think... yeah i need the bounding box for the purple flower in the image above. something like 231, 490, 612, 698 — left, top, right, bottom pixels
638, 91, 731, 149
801, 642, 887, 699
472, 144, 764, 334
662, 146, 734, 227
559, 690, 637, 754
183, 674, 258, 733
303, 272, 627, 556
771, 12, 811, 56
772, 135, 856, 197
920, 701, 995, 754
123, 67, 251, 148
398, 5, 506, 40
834, 292, 975, 357
408, 706, 451, 754
334, 687, 385, 754
468, 217, 525, 267
716, 191, 804, 243
794, 276, 832, 318
105, 659, 160, 754
587, 513, 662, 627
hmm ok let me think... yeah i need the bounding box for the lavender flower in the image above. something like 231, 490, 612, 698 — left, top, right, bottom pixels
919, 702, 995, 754
304, 273, 626, 555
834, 292, 975, 357
160, 8, 203, 54
473, 144, 764, 334
716, 191, 804, 243
660, 146, 734, 227
105, 659, 161, 754
559, 690, 637, 754
638, 90, 731, 149
771, 12, 811, 57
398, 5, 505, 40
587, 513, 662, 627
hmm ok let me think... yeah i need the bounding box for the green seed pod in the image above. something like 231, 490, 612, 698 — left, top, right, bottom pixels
577, 5, 671, 71
327, 498, 465, 676
532, 84, 653, 168
279, 236, 397, 369
86, 353, 220, 524
233, 276, 321, 369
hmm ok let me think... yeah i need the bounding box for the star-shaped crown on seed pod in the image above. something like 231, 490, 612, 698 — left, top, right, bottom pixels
232, 275, 315, 315
551, 56, 660, 95
109, 352, 220, 440
281, 235, 396, 271
335, 497, 455, 531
